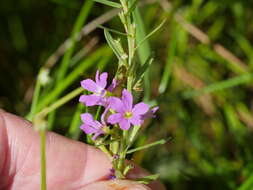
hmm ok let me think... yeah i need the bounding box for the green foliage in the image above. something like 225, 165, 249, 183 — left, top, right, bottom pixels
2, 0, 253, 189
93, 0, 121, 8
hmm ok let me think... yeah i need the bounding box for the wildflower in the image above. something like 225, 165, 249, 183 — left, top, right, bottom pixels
80, 113, 105, 140
108, 89, 149, 130
79, 70, 117, 106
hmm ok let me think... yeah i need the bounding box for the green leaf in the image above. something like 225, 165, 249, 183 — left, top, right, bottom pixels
183, 73, 253, 99
104, 29, 127, 63
137, 174, 160, 184
159, 22, 178, 94
127, 0, 140, 14
133, 55, 154, 86
126, 139, 166, 154
93, 0, 122, 8
123, 164, 134, 176
135, 19, 166, 51
98, 25, 127, 36
138, 55, 154, 79
133, 7, 152, 101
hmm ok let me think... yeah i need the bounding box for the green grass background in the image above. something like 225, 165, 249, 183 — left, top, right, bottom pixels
1, 0, 253, 189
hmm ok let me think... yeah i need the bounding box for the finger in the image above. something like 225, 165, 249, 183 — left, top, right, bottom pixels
83, 179, 151, 190
0, 109, 112, 189
0, 110, 166, 190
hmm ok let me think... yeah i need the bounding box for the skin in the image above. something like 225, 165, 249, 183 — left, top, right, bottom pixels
0, 109, 165, 190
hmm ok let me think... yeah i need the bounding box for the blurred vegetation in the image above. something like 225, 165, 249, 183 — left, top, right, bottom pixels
1, 0, 253, 189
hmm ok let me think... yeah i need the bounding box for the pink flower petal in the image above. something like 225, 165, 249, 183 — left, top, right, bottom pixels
107, 113, 122, 124
80, 124, 97, 134
101, 106, 109, 125
132, 102, 149, 115
122, 89, 133, 110
92, 131, 104, 140
119, 119, 131, 130
95, 70, 108, 89
107, 78, 117, 92
99, 72, 108, 89
81, 113, 97, 126
79, 94, 101, 106
129, 115, 143, 126
108, 97, 124, 112
81, 79, 101, 93
95, 70, 100, 84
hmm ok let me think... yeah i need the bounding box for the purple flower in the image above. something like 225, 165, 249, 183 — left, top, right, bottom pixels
79, 70, 117, 106
141, 106, 159, 120
107, 89, 149, 130
108, 168, 116, 180
80, 113, 105, 140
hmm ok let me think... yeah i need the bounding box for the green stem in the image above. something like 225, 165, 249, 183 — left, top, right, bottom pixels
56, 0, 94, 82
40, 130, 47, 190
95, 106, 102, 120
38, 87, 83, 118
29, 75, 41, 119
126, 139, 166, 154
49, 0, 93, 129
68, 103, 84, 139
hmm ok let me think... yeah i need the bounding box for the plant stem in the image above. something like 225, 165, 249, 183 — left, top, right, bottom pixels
29, 74, 41, 119
126, 139, 166, 154
40, 130, 47, 190
37, 87, 83, 118
119, 0, 136, 91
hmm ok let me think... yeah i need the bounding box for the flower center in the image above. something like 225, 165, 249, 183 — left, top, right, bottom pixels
124, 111, 133, 119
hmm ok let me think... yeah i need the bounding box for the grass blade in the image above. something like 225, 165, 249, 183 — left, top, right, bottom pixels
94, 0, 122, 8
135, 19, 166, 51
183, 73, 253, 98
36, 46, 110, 111
159, 23, 177, 94
126, 139, 166, 154
133, 7, 152, 101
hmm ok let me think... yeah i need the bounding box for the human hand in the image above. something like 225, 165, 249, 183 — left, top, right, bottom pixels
0, 109, 165, 190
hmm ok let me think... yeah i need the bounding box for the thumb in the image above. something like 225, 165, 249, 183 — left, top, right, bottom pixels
83, 179, 151, 190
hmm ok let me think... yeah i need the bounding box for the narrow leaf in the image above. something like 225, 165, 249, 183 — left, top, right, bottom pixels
93, 0, 122, 8
126, 139, 166, 154
104, 29, 126, 63
183, 73, 253, 99
127, 0, 140, 14
98, 25, 127, 36
138, 55, 154, 78
133, 55, 154, 86
137, 174, 160, 184
135, 19, 166, 50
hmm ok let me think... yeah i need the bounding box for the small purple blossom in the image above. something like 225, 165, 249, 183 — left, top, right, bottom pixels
79, 70, 117, 106
108, 168, 116, 180
107, 89, 149, 130
113, 154, 119, 159
80, 113, 105, 140
141, 106, 159, 120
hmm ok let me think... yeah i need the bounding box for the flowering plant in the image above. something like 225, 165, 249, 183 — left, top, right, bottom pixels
79, 70, 161, 180
31, 0, 165, 187
73, 0, 166, 183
